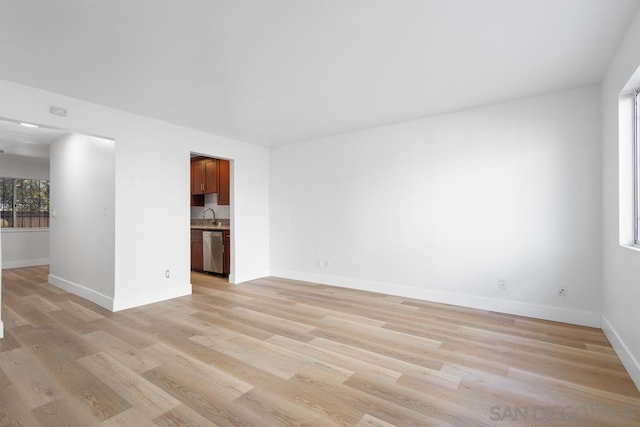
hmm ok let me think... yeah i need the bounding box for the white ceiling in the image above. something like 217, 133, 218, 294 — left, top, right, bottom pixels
0, 119, 67, 159
0, 0, 637, 146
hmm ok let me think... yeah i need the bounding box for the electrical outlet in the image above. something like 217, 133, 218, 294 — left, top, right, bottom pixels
323, 260, 330, 268
498, 279, 507, 289
165, 269, 170, 279
557, 287, 568, 296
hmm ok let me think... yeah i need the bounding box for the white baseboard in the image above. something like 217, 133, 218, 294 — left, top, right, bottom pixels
270, 270, 601, 328
48, 274, 114, 311
111, 285, 192, 312
0, 320, 4, 339
601, 315, 640, 391
230, 270, 271, 285
2, 258, 49, 269
48, 274, 191, 312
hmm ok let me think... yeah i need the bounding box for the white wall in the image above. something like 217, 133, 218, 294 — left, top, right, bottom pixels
601, 7, 640, 389
1, 229, 49, 269
0, 152, 49, 179
0, 153, 50, 268
48, 133, 116, 308
0, 79, 270, 312
0, 210, 3, 338
271, 86, 602, 326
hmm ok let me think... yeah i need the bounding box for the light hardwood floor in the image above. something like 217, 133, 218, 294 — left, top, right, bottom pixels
1, 266, 639, 426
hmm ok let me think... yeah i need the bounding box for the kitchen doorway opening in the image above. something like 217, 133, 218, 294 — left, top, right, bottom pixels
189, 152, 233, 284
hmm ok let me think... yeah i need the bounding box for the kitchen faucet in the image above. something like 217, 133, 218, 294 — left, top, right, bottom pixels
202, 208, 216, 224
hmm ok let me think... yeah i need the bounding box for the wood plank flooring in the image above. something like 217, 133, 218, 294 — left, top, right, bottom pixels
1, 266, 639, 426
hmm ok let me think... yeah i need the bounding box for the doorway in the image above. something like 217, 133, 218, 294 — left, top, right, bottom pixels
189, 152, 232, 283
0, 118, 64, 270
0, 116, 116, 311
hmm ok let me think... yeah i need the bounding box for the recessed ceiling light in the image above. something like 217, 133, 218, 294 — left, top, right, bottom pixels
19, 122, 38, 128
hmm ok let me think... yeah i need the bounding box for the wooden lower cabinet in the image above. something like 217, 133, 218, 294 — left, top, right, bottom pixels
191, 228, 230, 275
191, 229, 203, 271
223, 230, 230, 274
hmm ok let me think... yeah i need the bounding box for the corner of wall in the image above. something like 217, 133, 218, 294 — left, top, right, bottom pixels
230, 270, 271, 285
111, 284, 191, 312
48, 274, 114, 311
601, 315, 640, 391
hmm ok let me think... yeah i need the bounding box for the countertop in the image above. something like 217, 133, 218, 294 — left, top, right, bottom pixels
191, 225, 230, 231
191, 218, 230, 231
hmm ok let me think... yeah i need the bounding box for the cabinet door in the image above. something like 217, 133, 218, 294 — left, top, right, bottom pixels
223, 230, 230, 275
192, 158, 219, 195
204, 159, 218, 194
191, 229, 203, 271
192, 159, 205, 194
217, 159, 230, 205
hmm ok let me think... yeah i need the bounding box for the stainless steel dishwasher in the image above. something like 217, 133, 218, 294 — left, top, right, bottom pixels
203, 231, 224, 274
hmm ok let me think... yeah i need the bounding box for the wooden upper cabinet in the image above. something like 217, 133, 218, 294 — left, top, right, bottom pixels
191, 158, 218, 195
204, 159, 218, 193
191, 158, 205, 194
217, 159, 230, 205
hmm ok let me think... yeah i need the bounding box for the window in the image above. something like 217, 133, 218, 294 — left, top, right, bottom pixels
0, 178, 50, 228
635, 88, 640, 245
618, 71, 640, 248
